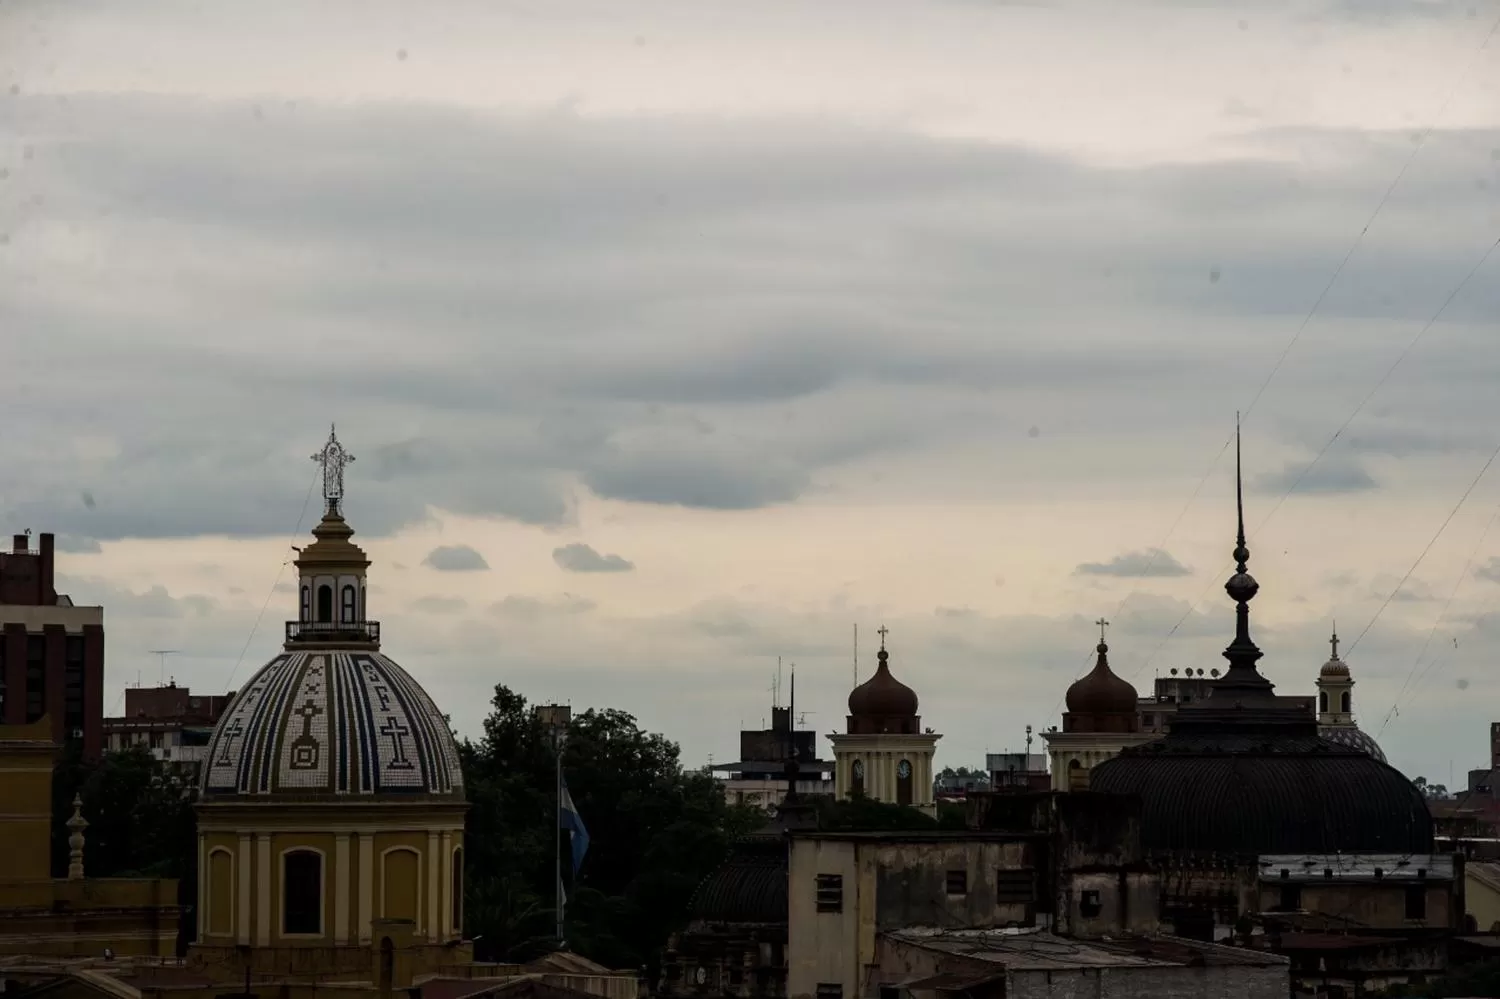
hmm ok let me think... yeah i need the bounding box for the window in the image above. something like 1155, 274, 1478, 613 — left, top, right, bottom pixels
282, 850, 323, 934
997, 869, 1037, 904
1319, 691, 1328, 713
452, 847, 464, 933
316, 584, 333, 623
815, 985, 842, 999
341, 584, 357, 622
896, 759, 913, 806
1279, 884, 1302, 911
945, 869, 968, 896
1340, 691, 1351, 713
1141, 712, 1155, 727
301, 585, 311, 621
64, 637, 85, 737
1405, 886, 1426, 920
851, 759, 865, 795
25, 635, 45, 723
1079, 890, 1102, 918
816, 874, 843, 913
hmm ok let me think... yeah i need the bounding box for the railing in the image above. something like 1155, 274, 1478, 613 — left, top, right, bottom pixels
285, 620, 381, 644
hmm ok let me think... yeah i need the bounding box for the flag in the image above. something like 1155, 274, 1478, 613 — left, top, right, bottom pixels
560, 779, 590, 876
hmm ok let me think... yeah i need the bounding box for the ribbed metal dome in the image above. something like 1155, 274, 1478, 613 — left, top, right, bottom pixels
686, 840, 787, 925
1089, 733, 1428, 855
1088, 428, 1431, 858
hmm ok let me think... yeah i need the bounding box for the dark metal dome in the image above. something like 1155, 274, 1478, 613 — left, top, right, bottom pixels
686, 839, 787, 924
1063, 640, 1139, 732
1089, 733, 1429, 855
1088, 426, 1431, 857
1320, 724, 1387, 764
846, 640, 921, 735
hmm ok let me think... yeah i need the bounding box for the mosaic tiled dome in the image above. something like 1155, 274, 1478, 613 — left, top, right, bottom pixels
200, 650, 464, 800
1320, 724, 1387, 764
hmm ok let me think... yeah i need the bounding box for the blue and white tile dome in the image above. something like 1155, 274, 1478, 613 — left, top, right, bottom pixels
200, 650, 464, 800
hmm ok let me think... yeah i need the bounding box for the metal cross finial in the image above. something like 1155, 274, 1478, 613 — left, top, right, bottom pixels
1330, 625, 1339, 661
876, 624, 889, 649
311, 423, 356, 513
1096, 618, 1109, 644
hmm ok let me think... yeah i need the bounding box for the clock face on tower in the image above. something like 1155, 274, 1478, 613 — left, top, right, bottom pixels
897, 760, 912, 779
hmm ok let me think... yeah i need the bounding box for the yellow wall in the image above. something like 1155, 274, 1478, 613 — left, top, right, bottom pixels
0, 718, 58, 881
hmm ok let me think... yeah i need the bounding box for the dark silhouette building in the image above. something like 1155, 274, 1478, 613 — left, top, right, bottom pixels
0, 533, 105, 759
1089, 436, 1432, 859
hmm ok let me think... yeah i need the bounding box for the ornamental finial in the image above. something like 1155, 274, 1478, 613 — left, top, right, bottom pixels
311, 424, 356, 515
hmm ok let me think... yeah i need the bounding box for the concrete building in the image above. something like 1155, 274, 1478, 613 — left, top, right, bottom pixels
785, 793, 1174, 999
0, 532, 105, 759
710, 703, 835, 811
828, 630, 939, 814
103, 682, 233, 783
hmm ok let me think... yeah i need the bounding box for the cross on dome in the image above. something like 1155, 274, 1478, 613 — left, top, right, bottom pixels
1329, 626, 1340, 661
877, 625, 890, 649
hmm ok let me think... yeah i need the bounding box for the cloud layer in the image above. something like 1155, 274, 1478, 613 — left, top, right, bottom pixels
553, 543, 635, 573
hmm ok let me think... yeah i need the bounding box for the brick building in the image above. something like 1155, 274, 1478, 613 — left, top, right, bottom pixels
103, 682, 233, 784
0, 533, 105, 759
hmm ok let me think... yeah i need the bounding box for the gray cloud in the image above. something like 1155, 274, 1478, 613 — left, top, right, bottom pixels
552, 543, 635, 573
422, 545, 489, 572
2, 91, 1496, 540
1075, 548, 1192, 578
56, 575, 217, 619
1476, 558, 1500, 584
489, 594, 597, 619
1252, 454, 1379, 496
53, 534, 103, 554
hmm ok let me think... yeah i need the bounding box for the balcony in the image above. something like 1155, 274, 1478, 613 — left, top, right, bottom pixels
285, 620, 381, 645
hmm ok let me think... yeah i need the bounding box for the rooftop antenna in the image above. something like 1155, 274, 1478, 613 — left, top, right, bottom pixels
149, 650, 180, 686
777, 656, 783, 710
853, 623, 859, 690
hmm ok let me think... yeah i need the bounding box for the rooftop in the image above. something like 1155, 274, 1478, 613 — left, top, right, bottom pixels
886, 928, 1287, 971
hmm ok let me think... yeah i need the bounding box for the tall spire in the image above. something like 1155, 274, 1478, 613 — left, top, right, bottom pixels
1221, 413, 1269, 687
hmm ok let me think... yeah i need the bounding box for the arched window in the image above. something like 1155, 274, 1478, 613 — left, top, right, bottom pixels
451, 847, 464, 935
282, 850, 323, 935
361, 585, 367, 618
1340, 691, 1351, 714
206, 847, 234, 936
381, 848, 421, 923
341, 584, 357, 622
316, 585, 333, 623
300, 586, 311, 622
896, 759, 914, 806
851, 759, 865, 796
1068, 758, 1088, 792
1319, 691, 1328, 713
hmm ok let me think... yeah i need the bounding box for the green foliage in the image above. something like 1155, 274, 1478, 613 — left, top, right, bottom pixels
460, 684, 763, 970
52, 743, 197, 881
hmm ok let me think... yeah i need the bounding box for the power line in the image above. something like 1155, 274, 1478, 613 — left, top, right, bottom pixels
1129, 235, 1500, 680
218, 463, 320, 693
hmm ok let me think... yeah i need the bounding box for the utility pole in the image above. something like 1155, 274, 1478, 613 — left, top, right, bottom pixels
534, 703, 572, 950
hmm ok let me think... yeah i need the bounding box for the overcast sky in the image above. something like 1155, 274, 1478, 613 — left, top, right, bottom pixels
2, 0, 1499, 783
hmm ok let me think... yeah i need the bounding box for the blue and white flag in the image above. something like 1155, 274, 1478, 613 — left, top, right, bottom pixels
560, 779, 590, 875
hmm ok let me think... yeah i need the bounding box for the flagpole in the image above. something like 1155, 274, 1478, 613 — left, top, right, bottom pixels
555, 732, 564, 948
534, 704, 572, 952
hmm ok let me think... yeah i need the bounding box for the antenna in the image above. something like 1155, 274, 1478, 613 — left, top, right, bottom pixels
148, 650, 180, 686
777, 657, 783, 710
853, 623, 859, 690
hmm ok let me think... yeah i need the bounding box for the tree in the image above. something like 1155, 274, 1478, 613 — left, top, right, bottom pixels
460, 684, 763, 971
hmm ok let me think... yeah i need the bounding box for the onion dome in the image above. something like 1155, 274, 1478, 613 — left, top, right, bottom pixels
1062, 620, 1140, 733
847, 630, 920, 735
1088, 423, 1432, 856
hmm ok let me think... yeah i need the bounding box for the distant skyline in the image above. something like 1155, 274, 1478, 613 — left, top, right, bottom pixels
2, 0, 1499, 782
